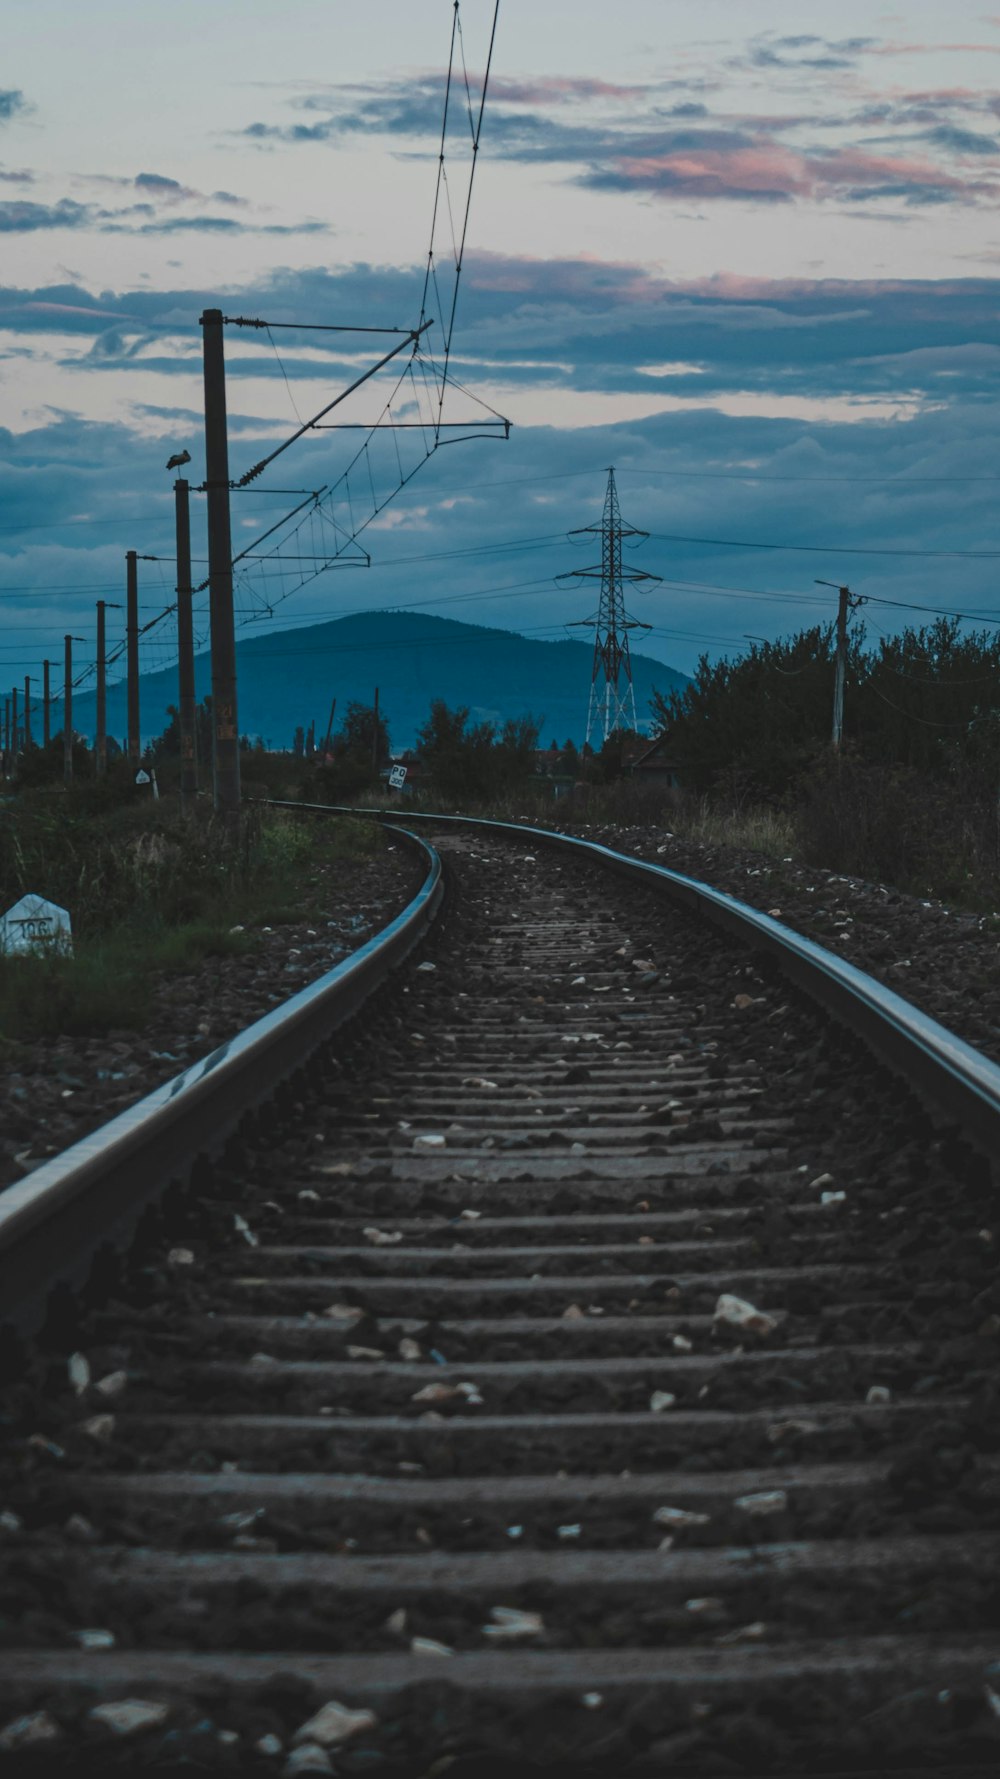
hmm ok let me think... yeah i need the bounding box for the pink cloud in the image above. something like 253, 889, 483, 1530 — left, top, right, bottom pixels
489, 75, 647, 105
614, 144, 812, 198
810, 145, 986, 192
870, 40, 1000, 54
588, 136, 999, 205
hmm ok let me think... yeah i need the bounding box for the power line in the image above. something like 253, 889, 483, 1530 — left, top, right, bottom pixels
864, 680, 990, 730
649, 529, 1000, 561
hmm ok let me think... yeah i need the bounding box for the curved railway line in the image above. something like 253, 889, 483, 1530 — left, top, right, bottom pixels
1, 812, 999, 1775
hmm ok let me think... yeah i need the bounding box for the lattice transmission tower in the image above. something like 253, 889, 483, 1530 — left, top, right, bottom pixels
561, 468, 660, 746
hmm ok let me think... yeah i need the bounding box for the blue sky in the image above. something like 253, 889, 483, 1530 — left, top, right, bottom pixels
2, 0, 1000, 730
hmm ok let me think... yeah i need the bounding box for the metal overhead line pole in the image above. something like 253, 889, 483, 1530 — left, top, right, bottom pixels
43, 661, 50, 748
126, 550, 141, 769
562, 467, 659, 748
201, 307, 240, 821
23, 677, 32, 749
96, 601, 108, 777
63, 635, 81, 785
174, 477, 198, 805
11, 687, 18, 758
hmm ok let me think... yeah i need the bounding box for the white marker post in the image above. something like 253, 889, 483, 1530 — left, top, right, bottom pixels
0, 894, 73, 957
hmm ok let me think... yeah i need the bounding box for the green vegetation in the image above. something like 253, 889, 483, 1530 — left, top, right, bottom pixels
647, 617, 1000, 906
0, 800, 382, 1044
415, 703, 541, 802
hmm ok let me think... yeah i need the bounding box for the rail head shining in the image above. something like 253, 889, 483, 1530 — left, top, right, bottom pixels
0, 825, 442, 1337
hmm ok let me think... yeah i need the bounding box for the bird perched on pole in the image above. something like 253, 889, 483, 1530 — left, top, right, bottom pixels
166, 449, 191, 471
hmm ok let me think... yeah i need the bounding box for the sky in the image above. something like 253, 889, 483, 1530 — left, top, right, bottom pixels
2, 0, 1000, 736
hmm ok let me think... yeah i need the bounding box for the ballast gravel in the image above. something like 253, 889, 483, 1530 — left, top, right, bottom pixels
559, 818, 1000, 1066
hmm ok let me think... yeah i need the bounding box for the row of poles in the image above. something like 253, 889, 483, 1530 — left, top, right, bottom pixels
2, 311, 238, 814
2, 503, 198, 798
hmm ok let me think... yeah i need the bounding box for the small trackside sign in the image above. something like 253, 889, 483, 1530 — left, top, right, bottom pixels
0, 894, 73, 956
388, 765, 407, 789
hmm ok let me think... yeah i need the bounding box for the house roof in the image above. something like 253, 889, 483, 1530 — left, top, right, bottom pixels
630, 731, 680, 769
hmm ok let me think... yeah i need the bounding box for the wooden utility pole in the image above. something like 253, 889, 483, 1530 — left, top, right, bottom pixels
126, 550, 140, 769
96, 601, 108, 777
175, 477, 198, 804
201, 307, 240, 821
816, 580, 853, 751
23, 677, 32, 748
43, 661, 50, 748
832, 585, 849, 751
63, 636, 74, 784
321, 697, 337, 762
2, 696, 9, 767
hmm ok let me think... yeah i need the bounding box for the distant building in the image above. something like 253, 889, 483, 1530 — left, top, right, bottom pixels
628, 731, 682, 788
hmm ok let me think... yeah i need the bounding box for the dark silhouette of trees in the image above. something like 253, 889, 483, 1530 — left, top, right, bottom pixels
416, 701, 541, 801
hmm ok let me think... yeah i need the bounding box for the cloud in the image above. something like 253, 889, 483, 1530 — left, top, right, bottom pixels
3, 388, 1000, 706
134, 171, 186, 194
0, 199, 92, 232
106, 214, 330, 236
735, 33, 878, 71
487, 75, 650, 105
237, 51, 1000, 216
921, 122, 999, 155
0, 90, 28, 124
581, 140, 997, 207
2, 261, 1000, 704
3, 257, 1000, 424
0, 193, 328, 236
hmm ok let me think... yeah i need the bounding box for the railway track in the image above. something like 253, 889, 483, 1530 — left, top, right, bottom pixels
1, 816, 999, 1775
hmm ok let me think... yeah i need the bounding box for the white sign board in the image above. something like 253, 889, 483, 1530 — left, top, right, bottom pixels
134, 768, 151, 785
0, 894, 73, 956
388, 764, 408, 789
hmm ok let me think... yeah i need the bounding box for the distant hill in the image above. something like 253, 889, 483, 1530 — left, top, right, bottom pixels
70, 609, 689, 751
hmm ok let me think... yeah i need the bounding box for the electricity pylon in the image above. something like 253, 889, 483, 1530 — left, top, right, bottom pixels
561, 468, 660, 746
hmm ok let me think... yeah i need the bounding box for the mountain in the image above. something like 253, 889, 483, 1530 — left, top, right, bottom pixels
70, 609, 689, 751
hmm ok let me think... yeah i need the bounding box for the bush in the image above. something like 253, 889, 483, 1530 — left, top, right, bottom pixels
793, 753, 997, 903
0, 800, 386, 1040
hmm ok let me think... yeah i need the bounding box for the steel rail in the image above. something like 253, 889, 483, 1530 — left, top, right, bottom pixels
0, 826, 443, 1338
291, 803, 1000, 1161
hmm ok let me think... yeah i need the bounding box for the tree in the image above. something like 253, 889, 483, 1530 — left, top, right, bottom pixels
334, 701, 390, 768
649, 618, 1000, 804
494, 714, 542, 791
416, 701, 541, 802
650, 625, 848, 800
593, 726, 642, 783
150, 705, 181, 762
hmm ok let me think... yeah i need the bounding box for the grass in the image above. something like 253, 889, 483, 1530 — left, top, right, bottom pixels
0, 800, 384, 1044
657, 798, 796, 859
432, 779, 799, 862
465, 771, 997, 908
